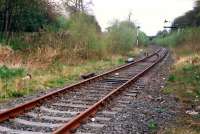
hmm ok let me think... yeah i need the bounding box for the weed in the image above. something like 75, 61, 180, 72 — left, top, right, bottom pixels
148, 120, 158, 130
168, 74, 176, 82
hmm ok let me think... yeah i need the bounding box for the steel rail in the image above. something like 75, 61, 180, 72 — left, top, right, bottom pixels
0, 49, 161, 123
53, 49, 168, 134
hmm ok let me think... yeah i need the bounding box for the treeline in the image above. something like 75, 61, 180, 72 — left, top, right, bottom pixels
154, 1, 200, 49
0, 0, 57, 35
172, 0, 200, 28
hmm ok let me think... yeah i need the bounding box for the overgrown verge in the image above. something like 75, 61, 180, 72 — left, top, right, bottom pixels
0, 12, 149, 101
154, 28, 200, 133
0, 0, 150, 101
0, 55, 127, 101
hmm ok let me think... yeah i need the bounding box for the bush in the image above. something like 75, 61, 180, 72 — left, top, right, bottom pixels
106, 21, 137, 55
67, 13, 104, 59
138, 32, 149, 46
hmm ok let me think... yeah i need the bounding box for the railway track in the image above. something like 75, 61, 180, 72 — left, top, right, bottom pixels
0, 47, 168, 134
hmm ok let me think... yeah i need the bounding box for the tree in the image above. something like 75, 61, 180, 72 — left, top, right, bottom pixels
0, 0, 57, 37
172, 0, 200, 28
107, 20, 137, 54
62, 0, 84, 14
62, 0, 93, 14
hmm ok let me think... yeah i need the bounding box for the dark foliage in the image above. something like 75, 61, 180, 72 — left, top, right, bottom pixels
0, 0, 57, 34
172, 1, 200, 28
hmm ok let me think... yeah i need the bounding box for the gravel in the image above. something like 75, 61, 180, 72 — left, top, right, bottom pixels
97, 48, 181, 134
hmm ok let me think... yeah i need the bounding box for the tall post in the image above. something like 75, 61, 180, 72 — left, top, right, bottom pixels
136, 28, 139, 46
136, 26, 140, 47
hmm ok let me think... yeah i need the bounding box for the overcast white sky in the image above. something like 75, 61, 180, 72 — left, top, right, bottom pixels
91, 0, 195, 36
56, 0, 195, 36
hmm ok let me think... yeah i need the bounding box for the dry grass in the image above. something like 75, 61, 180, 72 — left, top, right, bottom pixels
0, 43, 144, 101
0, 44, 142, 101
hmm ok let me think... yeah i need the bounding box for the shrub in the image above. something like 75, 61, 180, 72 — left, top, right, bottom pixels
67, 13, 104, 59
138, 32, 149, 46
106, 20, 137, 55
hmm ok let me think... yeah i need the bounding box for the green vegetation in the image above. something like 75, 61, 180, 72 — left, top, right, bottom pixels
106, 21, 137, 55
0, 0, 56, 34
138, 31, 149, 46
172, 1, 200, 28
163, 62, 200, 102
0, 66, 25, 98
0, 56, 129, 100
154, 1, 200, 133
0, 66, 25, 80
154, 27, 200, 49
156, 28, 200, 133
0, 0, 149, 101
148, 120, 158, 131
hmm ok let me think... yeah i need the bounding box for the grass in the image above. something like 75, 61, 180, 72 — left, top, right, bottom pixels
0, 52, 141, 101
155, 27, 200, 133
163, 60, 200, 102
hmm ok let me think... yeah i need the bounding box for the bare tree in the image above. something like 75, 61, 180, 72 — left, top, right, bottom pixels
62, 0, 93, 14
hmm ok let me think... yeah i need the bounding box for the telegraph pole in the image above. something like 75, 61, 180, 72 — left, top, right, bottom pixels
128, 12, 132, 23
136, 26, 140, 46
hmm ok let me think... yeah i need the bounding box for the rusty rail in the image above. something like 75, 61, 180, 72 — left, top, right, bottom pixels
53, 49, 168, 134
0, 49, 161, 123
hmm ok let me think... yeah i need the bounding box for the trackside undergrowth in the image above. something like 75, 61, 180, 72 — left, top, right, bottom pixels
154, 27, 200, 134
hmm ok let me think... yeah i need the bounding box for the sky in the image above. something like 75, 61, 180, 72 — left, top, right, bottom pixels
56, 0, 195, 36
91, 0, 195, 36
